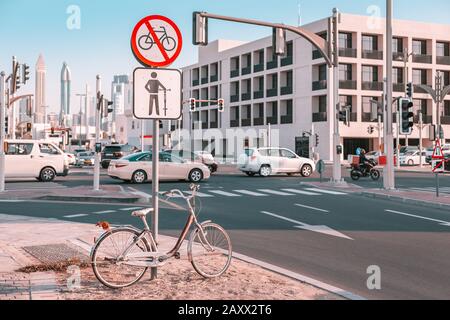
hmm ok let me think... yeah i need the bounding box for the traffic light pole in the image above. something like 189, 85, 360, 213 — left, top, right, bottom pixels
0, 72, 6, 193
93, 75, 101, 191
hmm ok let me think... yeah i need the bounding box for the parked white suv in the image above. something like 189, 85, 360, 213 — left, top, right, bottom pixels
4, 140, 69, 182
237, 147, 316, 177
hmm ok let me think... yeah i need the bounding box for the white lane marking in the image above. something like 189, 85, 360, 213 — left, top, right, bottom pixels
295, 203, 330, 213
0, 200, 25, 203
64, 214, 89, 218
258, 189, 295, 196
127, 187, 152, 199
184, 191, 214, 198
93, 210, 116, 214
233, 190, 268, 197
119, 207, 143, 211
207, 190, 242, 197
282, 189, 320, 196
261, 211, 353, 240
385, 210, 450, 227
305, 188, 348, 195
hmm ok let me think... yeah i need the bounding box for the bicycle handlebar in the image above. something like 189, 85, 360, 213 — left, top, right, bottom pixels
163, 184, 200, 200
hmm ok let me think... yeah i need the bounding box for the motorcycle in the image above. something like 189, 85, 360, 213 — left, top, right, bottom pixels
350, 159, 380, 181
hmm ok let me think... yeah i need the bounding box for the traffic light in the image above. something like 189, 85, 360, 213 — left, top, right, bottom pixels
406, 82, 413, 99
273, 27, 287, 56
315, 134, 319, 147
339, 107, 350, 126
102, 98, 113, 118
22, 64, 30, 84
12, 62, 21, 93
193, 12, 208, 46
159, 120, 163, 129
399, 98, 414, 135
189, 98, 196, 112
51, 127, 55, 135
217, 98, 225, 112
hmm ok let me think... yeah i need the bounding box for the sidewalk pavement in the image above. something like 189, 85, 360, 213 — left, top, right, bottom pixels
303, 181, 450, 210
0, 213, 342, 300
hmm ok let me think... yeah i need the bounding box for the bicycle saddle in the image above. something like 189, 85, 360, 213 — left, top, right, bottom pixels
132, 208, 154, 218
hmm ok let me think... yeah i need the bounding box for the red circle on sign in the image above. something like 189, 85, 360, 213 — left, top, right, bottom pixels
131, 15, 183, 67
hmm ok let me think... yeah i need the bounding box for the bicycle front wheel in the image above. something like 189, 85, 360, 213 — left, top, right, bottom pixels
91, 227, 151, 289
188, 223, 232, 278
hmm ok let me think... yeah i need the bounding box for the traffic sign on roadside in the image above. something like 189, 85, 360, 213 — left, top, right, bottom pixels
131, 15, 183, 68
432, 139, 444, 160
133, 67, 182, 120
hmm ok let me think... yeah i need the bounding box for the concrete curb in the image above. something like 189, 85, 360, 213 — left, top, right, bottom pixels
359, 191, 450, 210
38, 195, 141, 204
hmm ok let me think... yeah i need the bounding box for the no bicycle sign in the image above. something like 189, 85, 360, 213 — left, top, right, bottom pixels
131, 15, 183, 68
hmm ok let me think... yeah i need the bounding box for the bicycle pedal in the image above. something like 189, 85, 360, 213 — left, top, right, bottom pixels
174, 252, 181, 260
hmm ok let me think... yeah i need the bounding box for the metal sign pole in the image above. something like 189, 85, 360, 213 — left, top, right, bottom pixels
0, 72, 6, 193
93, 75, 101, 191
151, 119, 159, 280
436, 172, 440, 198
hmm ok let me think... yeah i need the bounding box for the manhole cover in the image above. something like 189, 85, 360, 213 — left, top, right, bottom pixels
22, 244, 88, 264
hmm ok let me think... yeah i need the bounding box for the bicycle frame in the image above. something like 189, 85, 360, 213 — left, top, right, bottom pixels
115, 188, 213, 267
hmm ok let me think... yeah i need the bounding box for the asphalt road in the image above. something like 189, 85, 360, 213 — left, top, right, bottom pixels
2, 167, 450, 299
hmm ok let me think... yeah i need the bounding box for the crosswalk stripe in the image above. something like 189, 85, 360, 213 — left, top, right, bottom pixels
282, 189, 320, 196
207, 190, 242, 197
119, 207, 143, 211
258, 189, 295, 196
93, 210, 116, 214
64, 214, 88, 218
305, 188, 348, 195
184, 191, 214, 198
233, 190, 268, 197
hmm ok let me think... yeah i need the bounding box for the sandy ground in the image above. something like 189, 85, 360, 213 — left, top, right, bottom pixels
58, 257, 341, 300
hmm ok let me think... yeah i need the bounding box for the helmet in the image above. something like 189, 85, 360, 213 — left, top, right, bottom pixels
361, 149, 366, 155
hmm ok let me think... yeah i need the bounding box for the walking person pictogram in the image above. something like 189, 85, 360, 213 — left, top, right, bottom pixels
145, 72, 168, 116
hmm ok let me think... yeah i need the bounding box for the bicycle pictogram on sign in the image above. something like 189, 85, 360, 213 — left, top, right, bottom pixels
131, 15, 183, 68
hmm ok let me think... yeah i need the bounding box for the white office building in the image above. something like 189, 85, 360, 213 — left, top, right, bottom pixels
180, 13, 450, 161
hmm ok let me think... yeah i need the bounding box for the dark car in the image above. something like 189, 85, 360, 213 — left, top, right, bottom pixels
101, 144, 138, 169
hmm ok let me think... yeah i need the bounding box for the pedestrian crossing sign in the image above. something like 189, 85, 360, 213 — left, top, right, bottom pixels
133, 67, 182, 120
432, 139, 444, 160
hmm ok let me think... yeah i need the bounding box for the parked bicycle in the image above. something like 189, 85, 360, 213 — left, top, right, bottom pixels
90, 184, 232, 289
138, 26, 177, 52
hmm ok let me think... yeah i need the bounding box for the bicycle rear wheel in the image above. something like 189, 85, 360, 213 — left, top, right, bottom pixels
188, 223, 232, 278
91, 227, 151, 289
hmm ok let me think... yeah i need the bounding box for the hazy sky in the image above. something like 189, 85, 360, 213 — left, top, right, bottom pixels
0, 0, 449, 113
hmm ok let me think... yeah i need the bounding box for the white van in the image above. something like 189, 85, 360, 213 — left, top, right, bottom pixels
4, 140, 69, 182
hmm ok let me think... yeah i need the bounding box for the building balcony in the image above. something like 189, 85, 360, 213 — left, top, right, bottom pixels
281, 115, 293, 124
312, 112, 327, 122
266, 88, 278, 97
393, 52, 405, 62
209, 122, 218, 129
266, 116, 278, 125
280, 86, 293, 95
170, 125, 176, 132
414, 114, 432, 124
312, 50, 323, 60
210, 74, 218, 83
362, 50, 383, 60
192, 79, 199, 87
201, 122, 208, 129
339, 80, 357, 90
441, 116, 450, 125
241, 93, 251, 101
253, 64, 264, 73
349, 113, 358, 122
267, 60, 278, 70
437, 56, 450, 66
253, 117, 264, 126
362, 113, 375, 122
253, 91, 264, 100
230, 70, 239, 78
241, 66, 252, 76
312, 80, 327, 91
393, 83, 405, 92
280, 56, 293, 67
362, 81, 383, 91
230, 95, 240, 103
339, 48, 357, 58
412, 54, 432, 64
230, 119, 240, 128
241, 118, 251, 127
201, 77, 208, 85
414, 84, 431, 94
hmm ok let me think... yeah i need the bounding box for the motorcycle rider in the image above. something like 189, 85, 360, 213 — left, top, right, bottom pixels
359, 149, 373, 174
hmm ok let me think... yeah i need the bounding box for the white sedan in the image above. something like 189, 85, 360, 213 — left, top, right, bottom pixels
399, 150, 427, 166
108, 152, 211, 184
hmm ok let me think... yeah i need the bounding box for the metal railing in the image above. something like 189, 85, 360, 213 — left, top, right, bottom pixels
437, 56, 450, 66
210, 74, 218, 82
281, 115, 293, 124
414, 84, 431, 94
266, 116, 278, 125
230, 70, 239, 78
201, 77, 209, 85
241, 118, 251, 126
312, 50, 323, 60
312, 112, 327, 122
362, 81, 383, 91
266, 88, 278, 97
362, 50, 383, 60
339, 80, 357, 90
230, 95, 240, 103
230, 119, 240, 127
266, 60, 278, 70
441, 116, 450, 125
280, 56, 293, 67
312, 80, 327, 91
280, 86, 293, 95
412, 54, 432, 64
241, 66, 252, 76
241, 93, 251, 101
192, 79, 199, 87
253, 117, 264, 126
339, 48, 357, 58
393, 83, 405, 92
253, 64, 264, 73
253, 91, 264, 99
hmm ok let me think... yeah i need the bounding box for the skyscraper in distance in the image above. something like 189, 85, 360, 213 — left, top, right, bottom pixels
60, 62, 71, 126
35, 54, 46, 124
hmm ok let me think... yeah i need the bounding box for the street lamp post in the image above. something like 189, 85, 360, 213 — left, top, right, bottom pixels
93, 76, 101, 191
0, 72, 6, 193
76, 93, 87, 148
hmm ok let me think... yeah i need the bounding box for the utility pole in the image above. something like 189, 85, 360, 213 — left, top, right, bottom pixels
141, 120, 145, 151
0, 72, 6, 193
93, 75, 101, 191
418, 113, 425, 168
76, 93, 86, 148
384, 0, 395, 190
85, 84, 89, 149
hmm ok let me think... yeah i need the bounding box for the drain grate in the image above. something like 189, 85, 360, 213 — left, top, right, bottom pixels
22, 244, 88, 265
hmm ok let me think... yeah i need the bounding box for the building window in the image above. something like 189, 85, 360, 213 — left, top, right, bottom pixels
339, 32, 352, 49
392, 67, 404, 83
339, 64, 352, 81
319, 64, 327, 81
393, 37, 404, 53
412, 40, 427, 55
318, 96, 327, 113
362, 66, 378, 82
412, 69, 427, 85
362, 35, 378, 51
